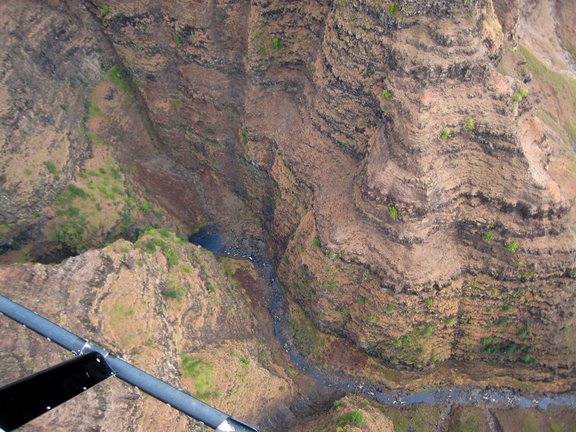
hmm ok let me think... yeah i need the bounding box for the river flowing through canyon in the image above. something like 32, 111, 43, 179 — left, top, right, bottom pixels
190, 227, 576, 412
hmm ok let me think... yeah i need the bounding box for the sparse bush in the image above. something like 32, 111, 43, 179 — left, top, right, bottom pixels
312, 237, 321, 248
513, 87, 528, 103
464, 117, 475, 131
272, 36, 283, 50
102, 64, 131, 93
388, 205, 397, 220
382, 88, 393, 99
483, 230, 496, 241
181, 355, 215, 399
99, 2, 110, 17
388, 3, 398, 14
523, 354, 537, 365
337, 411, 365, 427
67, 184, 89, 199
161, 288, 182, 300
507, 241, 520, 253
439, 127, 450, 140
421, 325, 433, 337
45, 161, 59, 177
141, 201, 153, 212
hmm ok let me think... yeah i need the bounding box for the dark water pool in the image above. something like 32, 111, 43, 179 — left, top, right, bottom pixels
189, 226, 225, 254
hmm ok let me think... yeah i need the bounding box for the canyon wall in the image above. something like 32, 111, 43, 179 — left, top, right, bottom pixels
1, 0, 574, 381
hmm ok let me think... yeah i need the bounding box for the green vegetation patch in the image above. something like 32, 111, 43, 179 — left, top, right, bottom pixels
483, 229, 497, 241
81, 127, 105, 146
382, 88, 393, 99
513, 87, 529, 102
49, 160, 134, 252
102, 64, 131, 93
161, 277, 185, 301
181, 355, 216, 400
480, 336, 537, 364
44, 161, 60, 178
464, 117, 475, 131
87, 99, 104, 118
98, 2, 110, 17
507, 240, 520, 253
289, 306, 323, 356
395, 332, 425, 365
135, 226, 183, 267
271, 36, 283, 50
388, 205, 398, 220
420, 324, 433, 337
336, 411, 365, 427
439, 127, 450, 140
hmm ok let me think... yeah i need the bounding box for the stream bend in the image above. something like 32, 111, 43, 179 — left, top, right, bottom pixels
189, 228, 576, 410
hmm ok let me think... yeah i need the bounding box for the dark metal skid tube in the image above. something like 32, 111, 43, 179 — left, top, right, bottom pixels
0, 294, 257, 432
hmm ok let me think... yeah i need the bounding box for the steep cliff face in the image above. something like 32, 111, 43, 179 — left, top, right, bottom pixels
258, 0, 575, 372
0, 0, 95, 250
0, 0, 173, 262
0, 0, 574, 386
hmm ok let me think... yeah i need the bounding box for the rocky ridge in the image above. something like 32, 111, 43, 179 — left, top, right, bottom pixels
0, 230, 293, 430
